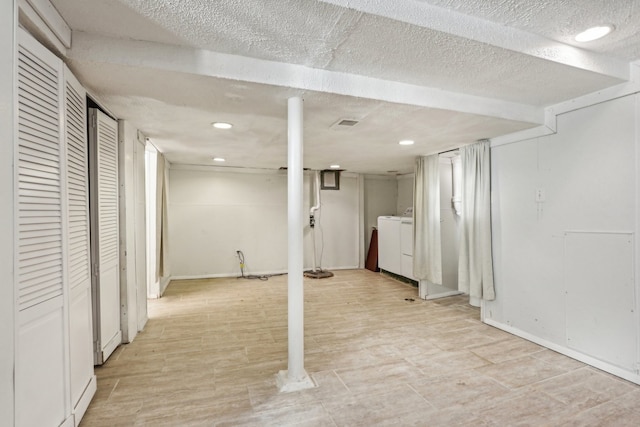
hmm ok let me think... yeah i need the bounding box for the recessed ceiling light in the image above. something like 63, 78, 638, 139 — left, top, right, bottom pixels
213, 157, 225, 162
212, 122, 233, 129
330, 164, 341, 169
575, 25, 614, 42
399, 140, 415, 146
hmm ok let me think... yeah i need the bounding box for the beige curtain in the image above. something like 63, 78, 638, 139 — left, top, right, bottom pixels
413, 155, 442, 284
458, 140, 495, 306
155, 153, 169, 278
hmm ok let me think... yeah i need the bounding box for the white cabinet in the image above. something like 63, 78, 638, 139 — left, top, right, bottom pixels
379, 214, 461, 300
378, 216, 415, 280
377, 216, 402, 275
400, 220, 415, 279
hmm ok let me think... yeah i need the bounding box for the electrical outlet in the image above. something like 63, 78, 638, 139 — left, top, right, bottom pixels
535, 188, 546, 202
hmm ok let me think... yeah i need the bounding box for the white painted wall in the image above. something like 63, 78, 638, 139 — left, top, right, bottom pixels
363, 175, 397, 254
487, 93, 640, 382
312, 173, 360, 271
168, 166, 360, 278
397, 174, 414, 215
439, 158, 460, 290
0, 1, 16, 423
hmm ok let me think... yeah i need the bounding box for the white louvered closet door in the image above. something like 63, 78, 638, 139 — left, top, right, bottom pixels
64, 66, 96, 418
89, 108, 122, 365
16, 27, 69, 427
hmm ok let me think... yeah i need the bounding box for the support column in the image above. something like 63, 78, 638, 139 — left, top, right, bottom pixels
277, 97, 315, 392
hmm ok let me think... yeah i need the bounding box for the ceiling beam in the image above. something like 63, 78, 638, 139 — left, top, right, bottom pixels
68, 32, 543, 126
316, 0, 630, 81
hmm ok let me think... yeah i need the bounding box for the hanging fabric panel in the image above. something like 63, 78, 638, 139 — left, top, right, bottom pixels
458, 140, 495, 306
156, 153, 166, 278
413, 154, 442, 284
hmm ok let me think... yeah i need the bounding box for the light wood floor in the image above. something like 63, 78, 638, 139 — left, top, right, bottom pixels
81, 269, 640, 426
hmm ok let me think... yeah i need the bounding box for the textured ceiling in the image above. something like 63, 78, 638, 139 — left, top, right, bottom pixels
321, 13, 623, 105
421, 0, 640, 60
70, 62, 533, 173
48, 0, 640, 174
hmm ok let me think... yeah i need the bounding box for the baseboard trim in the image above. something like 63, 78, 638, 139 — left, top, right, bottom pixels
159, 276, 171, 296
138, 315, 148, 332
483, 318, 640, 385
60, 415, 74, 427
73, 375, 97, 426
101, 330, 122, 364
425, 290, 464, 300
170, 266, 360, 282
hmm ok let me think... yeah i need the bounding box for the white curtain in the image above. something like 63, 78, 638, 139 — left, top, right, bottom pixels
413, 155, 442, 284
458, 140, 495, 306
156, 153, 169, 278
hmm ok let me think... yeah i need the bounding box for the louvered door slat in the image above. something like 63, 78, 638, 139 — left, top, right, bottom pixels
17, 43, 63, 311
19, 239, 62, 254
67, 152, 84, 168
19, 165, 59, 178
19, 228, 62, 241
19, 144, 59, 164
16, 74, 58, 110
19, 248, 62, 263
96, 114, 119, 267
19, 278, 62, 304
19, 252, 60, 269
20, 183, 62, 194
20, 199, 61, 208
18, 95, 59, 125
19, 261, 62, 279
19, 217, 61, 227
19, 269, 62, 293
18, 132, 60, 158
16, 78, 57, 112
18, 51, 57, 88
20, 218, 60, 234
20, 235, 64, 248
65, 78, 90, 293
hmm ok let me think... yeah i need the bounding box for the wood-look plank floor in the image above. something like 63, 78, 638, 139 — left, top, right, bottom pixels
80, 269, 640, 426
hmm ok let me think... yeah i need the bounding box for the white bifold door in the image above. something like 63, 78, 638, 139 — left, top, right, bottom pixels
89, 108, 122, 365
64, 65, 96, 422
16, 27, 95, 427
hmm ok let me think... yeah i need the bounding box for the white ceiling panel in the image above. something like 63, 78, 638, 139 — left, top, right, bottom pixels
325, 13, 624, 105
420, 0, 640, 60
70, 61, 534, 174
47, 0, 640, 174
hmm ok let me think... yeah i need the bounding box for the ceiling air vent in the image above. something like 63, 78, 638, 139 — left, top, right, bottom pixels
330, 118, 359, 130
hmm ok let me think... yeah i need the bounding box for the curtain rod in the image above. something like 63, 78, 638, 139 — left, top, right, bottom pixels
438, 148, 460, 155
